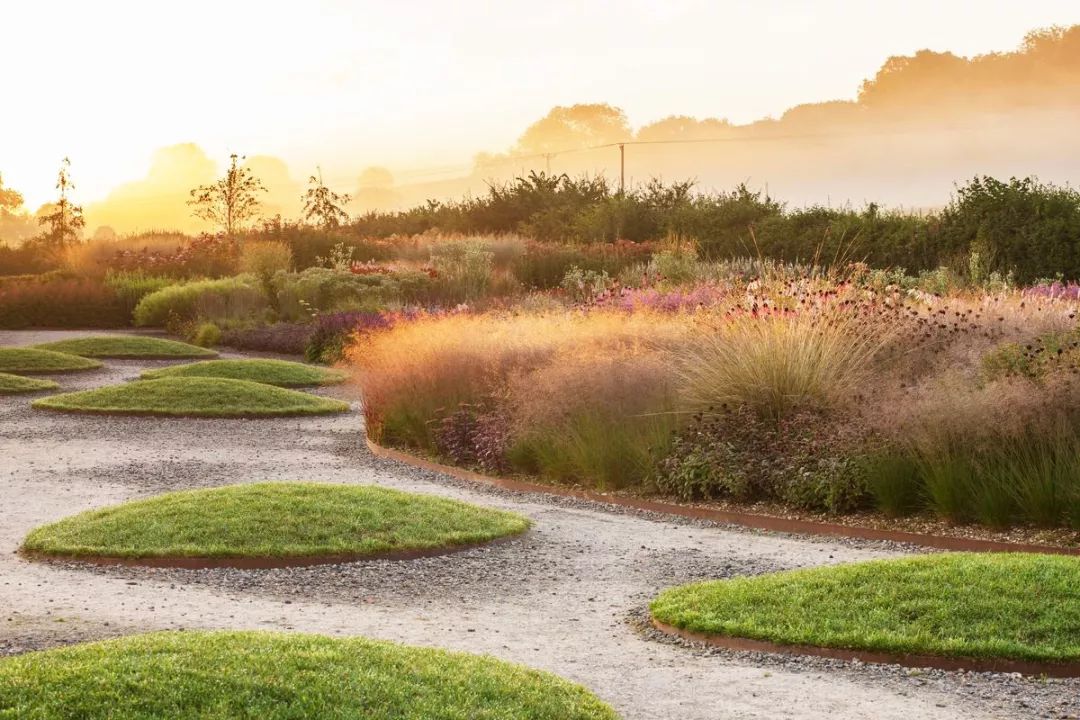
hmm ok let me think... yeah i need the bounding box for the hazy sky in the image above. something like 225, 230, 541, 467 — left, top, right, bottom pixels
5, 0, 1080, 208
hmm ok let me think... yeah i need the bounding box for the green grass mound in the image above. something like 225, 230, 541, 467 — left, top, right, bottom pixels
0, 631, 617, 720
22, 482, 530, 560
141, 358, 348, 387
0, 348, 101, 374
0, 372, 58, 395
34, 335, 217, 359
651, 553, 1080, 663
31, 377, 348, 417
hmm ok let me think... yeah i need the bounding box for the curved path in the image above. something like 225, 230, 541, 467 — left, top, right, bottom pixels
1, 330, 1075, 720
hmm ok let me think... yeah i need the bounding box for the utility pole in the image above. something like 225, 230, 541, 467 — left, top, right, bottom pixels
618, 144, 625, 195
544, 153, 553, 175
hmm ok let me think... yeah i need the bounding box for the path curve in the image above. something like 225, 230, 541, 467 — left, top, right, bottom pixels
2, 330, 1075, 720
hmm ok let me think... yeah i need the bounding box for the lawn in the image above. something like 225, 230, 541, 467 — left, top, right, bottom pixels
650, 553, 1080, 663
0, 631, 618, 720
141, 358, 348, 387
0, 372, 58, 394
34, 335, 217, 359
22, 482, 530, 559
31, 377, 348, 417
0, 348, 102, 374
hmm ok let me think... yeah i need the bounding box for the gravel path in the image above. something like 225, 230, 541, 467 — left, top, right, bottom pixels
2, 329, 1076, 720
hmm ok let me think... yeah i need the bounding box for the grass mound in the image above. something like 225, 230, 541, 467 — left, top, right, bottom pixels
0, 631, 618, 720
31, 377, 348, 417
22, 482, 530, 560
34, 335, 217, 359
651, 553, 1080, 663
141, 358, 348, 387
0, 348, 101, 374
0, 373, 59, 395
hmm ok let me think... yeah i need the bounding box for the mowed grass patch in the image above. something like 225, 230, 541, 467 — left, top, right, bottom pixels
34, 335, 217, 359
0, 373, 58, 395
31, 377, 348, 418
141, 358, 348, 387
650, 553, 1080, 663
21, 482, 530, 559
0, 631, 618, 720
0, 348, 101, 374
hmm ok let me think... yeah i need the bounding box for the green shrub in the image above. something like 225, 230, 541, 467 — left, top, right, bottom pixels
104, 271, 173, 319
240, 241, 292, 312
191, 322, 222, 348
133, 277, 266, 327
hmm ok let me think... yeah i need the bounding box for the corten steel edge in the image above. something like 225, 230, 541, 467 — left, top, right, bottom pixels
366, 439, 1080, 556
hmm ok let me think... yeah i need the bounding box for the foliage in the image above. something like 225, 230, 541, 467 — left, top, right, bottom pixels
302, 173, 352, 229
190, 322, 221, 348
103, 271, 173, 319
36, 158, 85, 249
0, 631, 618, 720
0, 276, 127, 328
22, 483, 528, 559
651, 553, 1080, 663
304, 310, 393, 364
239, 240, 292, 311
656, 407, 869, 513
188, 154, 266, 234
219, 322, 313, 355
133, 277, 266, 327
32, 377, 349, 417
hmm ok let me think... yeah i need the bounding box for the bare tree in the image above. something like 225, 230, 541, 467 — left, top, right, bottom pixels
302, 169, 351, 229
38, 157, 85, 248
188, 154, 266, 234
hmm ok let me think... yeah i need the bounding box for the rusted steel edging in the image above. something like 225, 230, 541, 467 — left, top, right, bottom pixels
651, 619, 1080, 678
366, 439, 1080, 556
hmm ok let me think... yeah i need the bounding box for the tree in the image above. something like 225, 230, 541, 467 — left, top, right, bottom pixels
0, 173, 23, 213
38, 157, 85, 248
302, 170, 351, 229
514, 103, 632, 155
188, 154, 266, 234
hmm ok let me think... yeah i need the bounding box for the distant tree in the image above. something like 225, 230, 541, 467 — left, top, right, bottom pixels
38, 157, 85, 248
188, 154, 266, 234
302, 170, 351, 229
0, 173, 23, 213
514, 103, 632, 154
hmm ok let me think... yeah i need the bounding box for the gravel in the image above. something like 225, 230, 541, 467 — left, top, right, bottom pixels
2, 328, 1077, 720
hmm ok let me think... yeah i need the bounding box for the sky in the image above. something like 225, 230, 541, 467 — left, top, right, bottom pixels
4, 0, 1080, 210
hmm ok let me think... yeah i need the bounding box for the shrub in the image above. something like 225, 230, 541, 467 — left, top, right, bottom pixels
220, 323, 313, 355
305, 311, 393, 364
104, 271, 173, 320
191, 322, 222, 348
0, 275, 126, 328
133, 277, 266, 327
657, 406, 869, 513
240, 241, 292, 312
